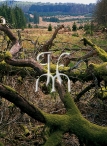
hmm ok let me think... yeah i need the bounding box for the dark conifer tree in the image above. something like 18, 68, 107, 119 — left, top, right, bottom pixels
0, 5, 26, 29
34, 12, 39, 24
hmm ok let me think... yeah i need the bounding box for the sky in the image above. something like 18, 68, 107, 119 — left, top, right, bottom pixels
16, 0, 97, 4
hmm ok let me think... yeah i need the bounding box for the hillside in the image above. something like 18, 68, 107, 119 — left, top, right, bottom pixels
0, 1, 95, 16
29, 3, 95, 16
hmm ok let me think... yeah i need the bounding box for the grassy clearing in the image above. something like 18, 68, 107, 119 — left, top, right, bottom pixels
20, 28, 84, 52
1, 27, 107, 65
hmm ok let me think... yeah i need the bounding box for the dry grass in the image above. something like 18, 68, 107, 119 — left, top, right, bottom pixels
30, 16, 84, 29
20, 27, 84, 51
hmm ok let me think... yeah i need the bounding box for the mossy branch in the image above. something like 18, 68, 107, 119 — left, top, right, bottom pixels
0, 51, 12, 61
5, 58, 44, 75
1, 82, 107, 145
0, 142, 4, 146
0, 61, 41, 77
0, 24, 22, 56
88, 62, 107, 77
82, 38, 107, 62
0, 83, 46, 123
55, 81, 80, 113
44, 91, 107, 146
44, 131, 63, 146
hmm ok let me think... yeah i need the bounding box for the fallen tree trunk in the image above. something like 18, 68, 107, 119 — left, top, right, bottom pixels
0, 82, 107, 146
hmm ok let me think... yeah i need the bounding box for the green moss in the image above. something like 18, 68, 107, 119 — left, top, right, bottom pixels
4, 51, 12, 59
97, 87, 107, 100
0, 51, 12, 61
0, 61, 11, 72
69, 69, 86, 81
44, 108, 107, 145
0, 61, 35, 77
0, 61, 13, 72
21, 124, 30, 136
42, 126, 50, 141
70, 116, 107, 145
17, 76, 23, 83
84, 38, 95, 47
3, 85, 17, 93
0, 54, 4, 60
44, 131, 63, 146
0, 60, 6, 66
0, 132, 6, 138
20, 52, 26, 59
0, 52, 12, 60
94, 46, 107, 62
89, 63, 107, 76
64, 93, 81, 115
43, 63, 69, 73
8, 103, 15, 108
43, 91, 107, 146
84, 38, 107, 62
0, 142, 4, 146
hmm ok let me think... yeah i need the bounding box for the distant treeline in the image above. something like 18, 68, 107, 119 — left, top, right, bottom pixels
29, 3, 95, 16
0, 1, 95, 17
42, 16, 92, 23
0, 2, 95, 27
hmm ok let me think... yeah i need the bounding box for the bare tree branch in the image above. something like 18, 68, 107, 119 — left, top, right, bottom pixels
5, 58, 44, 75
41, 25, 64, 62
75, 83, 95, 102
0, 83, 46, 123
0, 25, 17, 44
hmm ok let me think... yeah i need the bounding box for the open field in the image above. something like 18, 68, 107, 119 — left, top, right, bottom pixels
31, 15, 90, 28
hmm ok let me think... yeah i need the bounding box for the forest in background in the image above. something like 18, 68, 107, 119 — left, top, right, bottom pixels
29, 3, 95, 16
0, 4, 26, 29
0, 0, 105, 28
0, 1, 95, 16
0, 1, 95, 28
